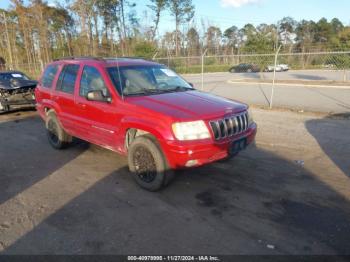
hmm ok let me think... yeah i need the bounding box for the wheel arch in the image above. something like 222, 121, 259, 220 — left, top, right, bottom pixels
124, 127, 161, 151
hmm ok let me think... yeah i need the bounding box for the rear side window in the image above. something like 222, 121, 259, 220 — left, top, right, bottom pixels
41, 65, 58, 88
56, 64, 80, 94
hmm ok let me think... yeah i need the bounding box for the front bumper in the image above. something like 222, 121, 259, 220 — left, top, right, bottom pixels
162, 123, 257, 169
0, 88, 36, 108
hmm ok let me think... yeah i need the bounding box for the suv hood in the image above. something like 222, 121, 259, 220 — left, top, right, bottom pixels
126, 90, 247, 120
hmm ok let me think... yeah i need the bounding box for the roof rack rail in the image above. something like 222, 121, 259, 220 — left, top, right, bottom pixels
53, 56, 104, 61
52, 56, 149, 62
104, 56, 146, 60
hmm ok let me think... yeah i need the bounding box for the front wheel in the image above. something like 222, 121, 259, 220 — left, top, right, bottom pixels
128, 136, 174, 191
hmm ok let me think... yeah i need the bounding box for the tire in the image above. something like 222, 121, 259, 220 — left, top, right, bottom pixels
128, 135, 174, 191
45, 111, 72, 149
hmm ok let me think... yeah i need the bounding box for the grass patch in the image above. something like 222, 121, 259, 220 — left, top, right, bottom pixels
170, 64, 231, 74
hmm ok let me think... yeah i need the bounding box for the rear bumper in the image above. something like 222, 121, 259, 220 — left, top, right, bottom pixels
162, 123, 257, 169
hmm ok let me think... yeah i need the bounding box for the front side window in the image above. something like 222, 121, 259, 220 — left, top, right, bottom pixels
80, 66, 109, 97
56, 64, 80, 94
41, 65, 58, 88
107, 65, 193, 96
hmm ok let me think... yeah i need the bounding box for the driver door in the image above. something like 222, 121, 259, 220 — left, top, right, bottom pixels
75, 65, 118, 148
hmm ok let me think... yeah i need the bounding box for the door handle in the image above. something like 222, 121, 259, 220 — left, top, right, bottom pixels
77, 102, 86, 109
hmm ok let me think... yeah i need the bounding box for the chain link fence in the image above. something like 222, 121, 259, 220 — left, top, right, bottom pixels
154, 51, 350, 82
1, 51, 350, 82
1, 50, 349, 112
154, 50, 350, 111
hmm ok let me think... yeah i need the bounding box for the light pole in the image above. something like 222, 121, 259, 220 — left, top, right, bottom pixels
270, 45, 282, 109
201, 48, 208, 91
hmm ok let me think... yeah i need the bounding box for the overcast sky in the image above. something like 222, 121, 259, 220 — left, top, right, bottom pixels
1, 0, 349, 34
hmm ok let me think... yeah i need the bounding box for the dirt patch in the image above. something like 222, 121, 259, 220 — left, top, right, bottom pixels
195, 189, 233, 218
249, 104, 331, 117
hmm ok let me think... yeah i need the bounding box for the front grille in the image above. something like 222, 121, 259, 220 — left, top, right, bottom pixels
209, 111, 249, 140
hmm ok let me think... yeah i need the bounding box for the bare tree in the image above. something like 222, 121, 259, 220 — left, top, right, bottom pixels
167, 0, 194, 56
186, 27, 200, 55
1, 12, 13, 65
147, 0, 167, 41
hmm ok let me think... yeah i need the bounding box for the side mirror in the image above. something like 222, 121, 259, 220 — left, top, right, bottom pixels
86, 90, 112, 103
188, 82, 194, 88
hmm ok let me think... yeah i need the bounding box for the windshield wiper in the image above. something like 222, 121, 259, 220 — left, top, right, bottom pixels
124, 86, 193, 96
170, 86, 193, 92
124, 88, 165, 96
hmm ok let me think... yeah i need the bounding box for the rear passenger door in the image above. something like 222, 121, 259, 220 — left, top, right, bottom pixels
53, 64, 80, 135
75, 65, 118, 147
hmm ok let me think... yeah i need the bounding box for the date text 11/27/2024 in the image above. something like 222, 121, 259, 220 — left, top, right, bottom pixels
127, 255, 220, 261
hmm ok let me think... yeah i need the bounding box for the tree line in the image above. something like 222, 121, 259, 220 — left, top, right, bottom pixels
0, 0, 349, 68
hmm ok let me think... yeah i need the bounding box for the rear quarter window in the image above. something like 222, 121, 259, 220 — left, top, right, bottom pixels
41, 65, 58, 88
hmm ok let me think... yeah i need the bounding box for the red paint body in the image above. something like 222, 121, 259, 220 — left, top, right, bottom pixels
35, 58, 257, 169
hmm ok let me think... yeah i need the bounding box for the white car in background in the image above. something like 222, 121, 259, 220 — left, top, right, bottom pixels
265, 65, 283, 72
265, 64, 289, 72
279, 64, 289, 71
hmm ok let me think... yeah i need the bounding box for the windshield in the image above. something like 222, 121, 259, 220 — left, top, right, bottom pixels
107, 65, 193, 96
0, 72, 30, 81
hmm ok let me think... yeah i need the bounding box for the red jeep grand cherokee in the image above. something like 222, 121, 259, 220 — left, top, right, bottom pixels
35, 57, 257, 191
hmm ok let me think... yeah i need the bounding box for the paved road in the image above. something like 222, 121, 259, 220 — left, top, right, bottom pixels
183, 71, 350, 113
1, 109, 349, 255
231, 70, 350, 81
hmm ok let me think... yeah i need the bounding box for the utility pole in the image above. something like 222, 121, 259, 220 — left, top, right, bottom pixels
270, 45, 282, 109
201, 48, 208, 91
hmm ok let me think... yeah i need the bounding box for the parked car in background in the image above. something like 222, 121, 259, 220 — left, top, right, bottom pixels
0, 71, 37, 112
265, 65, 283, 72
323, 64, 336, 69
265, 64, 289, 72
279, 64, 289, 71
229, 63, 260, 73
35, 57, 257, 191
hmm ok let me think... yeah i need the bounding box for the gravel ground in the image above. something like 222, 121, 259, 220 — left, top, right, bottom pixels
0, 108, 349, 255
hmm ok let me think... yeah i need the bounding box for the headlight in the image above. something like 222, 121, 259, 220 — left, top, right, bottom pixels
247, 108, 254, 126
172, 120, 210, 141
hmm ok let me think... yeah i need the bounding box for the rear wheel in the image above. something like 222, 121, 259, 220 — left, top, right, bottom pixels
46, 111, 72, 149
128, 136, 174, 191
